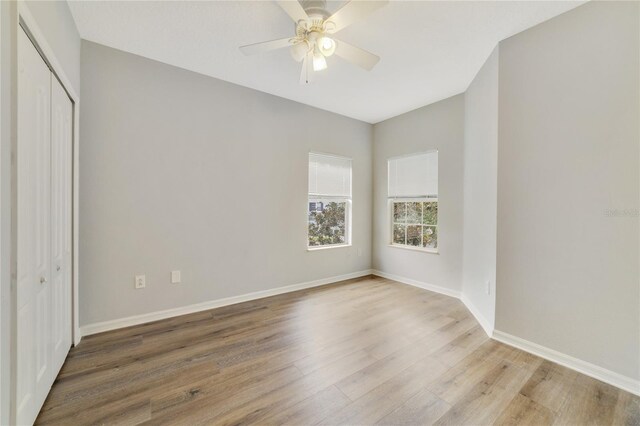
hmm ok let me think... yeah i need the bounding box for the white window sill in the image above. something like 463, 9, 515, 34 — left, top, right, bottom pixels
388, 244, 439, 254
307, 244, 352, 251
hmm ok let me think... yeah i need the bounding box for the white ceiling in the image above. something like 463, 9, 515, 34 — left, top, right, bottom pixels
68, 0, 583, 123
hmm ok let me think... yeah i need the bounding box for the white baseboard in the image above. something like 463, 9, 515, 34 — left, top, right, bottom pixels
79, 268, 639, 397
373, 270, 638, 396
493, 330, 640, 397
371, 270, 461, 299
80, 269, 373, 337
371, 270, 494, 337
460, 294, 494, 337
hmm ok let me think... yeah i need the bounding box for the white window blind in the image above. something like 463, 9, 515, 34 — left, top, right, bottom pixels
308, 153, 352, 197
388, 151, 438, 197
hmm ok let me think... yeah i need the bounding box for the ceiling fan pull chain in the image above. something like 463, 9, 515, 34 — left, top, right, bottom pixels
239, 0, 387, 82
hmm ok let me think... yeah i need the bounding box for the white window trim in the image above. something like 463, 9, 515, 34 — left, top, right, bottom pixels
307, 243, 353, 251
388, 197, 439, 254
388, 243, 439, 255
307, 197, 352, 250
307, 151, 353, 250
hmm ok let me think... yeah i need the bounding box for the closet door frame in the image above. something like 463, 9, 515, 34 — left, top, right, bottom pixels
8, 3, 81, 424
16, 2, 80, 344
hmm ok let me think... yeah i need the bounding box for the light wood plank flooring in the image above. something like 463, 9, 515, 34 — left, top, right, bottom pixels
36, 276, 639, 425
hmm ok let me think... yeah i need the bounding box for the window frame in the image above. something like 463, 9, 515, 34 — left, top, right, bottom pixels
307, 152, 353, 251
388, 197, 439, 253
387, 149, 439, 254
307, 196, 352, 250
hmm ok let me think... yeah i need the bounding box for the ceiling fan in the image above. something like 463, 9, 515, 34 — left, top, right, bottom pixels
239, 0, 388, 84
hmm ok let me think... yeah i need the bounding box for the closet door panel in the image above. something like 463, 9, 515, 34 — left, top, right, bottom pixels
51, 76, 73, 373
64, 87, 73, 344
17, 28, 52, 425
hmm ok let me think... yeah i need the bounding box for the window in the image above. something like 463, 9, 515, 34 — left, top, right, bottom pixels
392, 200, 438, 249
388, 151, 438, 252
308, 153, 352, 248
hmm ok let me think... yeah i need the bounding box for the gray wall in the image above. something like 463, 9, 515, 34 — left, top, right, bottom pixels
372, 95, 465, 293
24, 1, 80, 94
462, 46, 499, 330
79, 41, 372, 326
496, 1, 639, 380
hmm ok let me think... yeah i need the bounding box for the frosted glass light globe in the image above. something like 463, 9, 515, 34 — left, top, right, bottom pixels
318, 37, 336, 57
290, 41, 309, 62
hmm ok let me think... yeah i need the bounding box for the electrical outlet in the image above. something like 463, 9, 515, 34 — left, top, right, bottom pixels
135, 274, 146, 289
171, 270, 181, 284
485, 280, 491, 295
357, 248, 362, 257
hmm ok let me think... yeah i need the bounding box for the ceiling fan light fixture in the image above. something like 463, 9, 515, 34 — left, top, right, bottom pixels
239, 0, 388, 83
312, 50, 327, 71
318, 36, 336, 57
290, 41, 309, 62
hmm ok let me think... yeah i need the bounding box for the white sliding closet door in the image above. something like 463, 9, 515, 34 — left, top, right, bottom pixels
50, 76, 73, 376
17, 28, 52, 426
17, 27, 73, 425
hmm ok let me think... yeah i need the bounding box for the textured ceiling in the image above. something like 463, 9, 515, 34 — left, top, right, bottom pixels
68, 0, 583, 123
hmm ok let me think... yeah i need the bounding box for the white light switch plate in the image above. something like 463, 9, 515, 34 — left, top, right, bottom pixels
171, 270, 181, 284
135, 274, 146, 289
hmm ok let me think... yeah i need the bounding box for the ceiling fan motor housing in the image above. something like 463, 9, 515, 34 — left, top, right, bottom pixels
299, 0, 330, 19
293, 0, 331, 58
239, 0, 386, 81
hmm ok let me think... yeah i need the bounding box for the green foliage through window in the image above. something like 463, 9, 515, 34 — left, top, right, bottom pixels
392, 200, 438, 250
308, 200, 347, 247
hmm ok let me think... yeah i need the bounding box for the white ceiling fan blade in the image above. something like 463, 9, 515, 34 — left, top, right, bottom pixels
300, 50, 313, 84
239, 38, 292, 56
324, 0, 388, 34
334, 39, 380, 71
277, 1, 309, 24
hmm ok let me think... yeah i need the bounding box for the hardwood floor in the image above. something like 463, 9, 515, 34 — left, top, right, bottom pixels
36, 276, 639, 425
